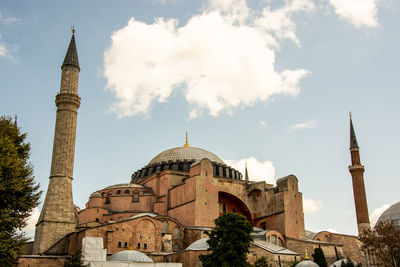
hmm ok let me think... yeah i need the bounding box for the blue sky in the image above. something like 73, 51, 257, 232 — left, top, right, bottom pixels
1, 0, 399, 237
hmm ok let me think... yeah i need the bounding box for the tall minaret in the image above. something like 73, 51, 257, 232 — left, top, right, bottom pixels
33, 29, 81, 254
348, 113, 370, 236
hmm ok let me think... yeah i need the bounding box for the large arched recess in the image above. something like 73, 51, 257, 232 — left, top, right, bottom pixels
218, 191, 253, 225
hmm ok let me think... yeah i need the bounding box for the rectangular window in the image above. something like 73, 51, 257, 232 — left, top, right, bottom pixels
137, 243, 141, 248
118, 242, 121, 247
222, 203, 227, 213
144, 243, 147, 249
124, 242, 128, 248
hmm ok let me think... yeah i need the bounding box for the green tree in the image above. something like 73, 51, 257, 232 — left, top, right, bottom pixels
65, 250, 86, 267
254, 256, 270, 267
360, 221, 400, 267
312, 247, 327, 267
199, 212, 253, 267
0, 116, 41, 265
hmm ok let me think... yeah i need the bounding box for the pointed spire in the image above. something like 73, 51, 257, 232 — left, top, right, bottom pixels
304, 248, 309, 260
14, 114, 18, 128
183, 132, 190, 147
350, 112, 359, 149
245, 161, 249, 182
62, 26, 80, 70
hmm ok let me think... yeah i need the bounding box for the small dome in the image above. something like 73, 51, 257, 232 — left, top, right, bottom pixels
149, 146, 225, 165
186, 238, 210, 251
108, 250, 153, 262
297, 260, 319, 267
377, 202, 400, 229
104, 183, 144, 190
90, 192, 102, 198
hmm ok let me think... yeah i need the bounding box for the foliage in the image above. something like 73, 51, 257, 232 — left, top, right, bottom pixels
65, 250, 86, 267
339, 258, 357, 267
199, 212, 253, 267
360, 221, 400, 267
312, 247, 327, 267
254, 256, 270, 267
0, 116, 41, 266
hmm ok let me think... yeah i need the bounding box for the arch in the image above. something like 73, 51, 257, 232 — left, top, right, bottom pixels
162, 221, 169, 233
265, 230, 286, 247
218, 191, 253, 224
116, 190, 121, 195
124, 189, 130, 194
134, 218, 157, 251
313, 231, 331, 243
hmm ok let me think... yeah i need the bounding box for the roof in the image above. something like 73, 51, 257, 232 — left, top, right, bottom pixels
377, 202, 400, 228
129, 213, 157, 219
62, 33, 79, 69
148, 146, 225, 165
350, 117, 359, 149
252, 241, 299, 256
185, 238, 210, 251
103, 183, 144, 190
108, 250, 153, 262
297, 260, 319, 267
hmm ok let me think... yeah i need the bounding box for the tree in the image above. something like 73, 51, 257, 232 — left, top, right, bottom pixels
199, 212, 253, 267
312, 247, 327, 267
359, 221, 400, 267
0, 116, 41, 265
66, 250, 86, 267
254, 256, 270, 267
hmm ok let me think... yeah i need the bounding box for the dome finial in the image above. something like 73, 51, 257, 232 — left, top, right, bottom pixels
184, 132, 190, 147
72, 25, 75, 35
304, 248, 309, 260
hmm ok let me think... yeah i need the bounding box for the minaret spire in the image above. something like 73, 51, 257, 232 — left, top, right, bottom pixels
245, 161, 249, 182
348, 114, 370, 236
33, 30, 81, 254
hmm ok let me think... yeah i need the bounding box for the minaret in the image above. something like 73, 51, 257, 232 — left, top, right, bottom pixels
33, 29, 81, 254
348, 113, 370, 235
245, 161, 249, 182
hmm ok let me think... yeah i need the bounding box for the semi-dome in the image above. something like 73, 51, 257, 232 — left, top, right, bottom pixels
377, 202, 400, 229
185, 238, 210, 251
108, 250, 153, 262
149, 146, 225, 165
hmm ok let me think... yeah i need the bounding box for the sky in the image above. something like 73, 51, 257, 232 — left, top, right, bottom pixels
1, 0, 399, 238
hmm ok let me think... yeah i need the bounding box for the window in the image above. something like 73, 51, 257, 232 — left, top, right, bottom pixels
173, 227, 180, 239
144, 243, 147, 249
324, 235, 329, 242
232, 208, 236, 213
124, 242, 128, 248
124, 189, 130, 194
133, 192, 139, 202
116, 190, 121, 195
222, 203, 227, 213
173, 244, 180, 252
162, 221, 169, 233
137, 243, 141, 248
118, 242, 121, 247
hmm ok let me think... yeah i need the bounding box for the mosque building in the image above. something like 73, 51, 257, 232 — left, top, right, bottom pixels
19, 31, 377, 267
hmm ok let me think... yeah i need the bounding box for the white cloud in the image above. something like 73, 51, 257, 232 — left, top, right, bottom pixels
0, 43, 8, 57
23, 207, 39, 231
327, 0, 380, 28
260, 120, 266, 126
303, 198, 322, 214
290, 119, 317, 130
370, 203, 390, 226
224, 157, 275, 184
0, 11, 20, 25
104, 0, 311, 118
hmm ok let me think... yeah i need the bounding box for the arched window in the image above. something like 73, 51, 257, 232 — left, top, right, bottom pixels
116, 190, 121, 195
173, 243, 180, 252
162, 221, 169, 233
173, 227, 180, 239
271, 234, 277, 244
324, 235, 329, 242
124, 189, 130, 194
132, 191, 139, 202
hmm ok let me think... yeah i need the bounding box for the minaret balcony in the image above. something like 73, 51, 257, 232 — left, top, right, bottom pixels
348, 164, 365, 171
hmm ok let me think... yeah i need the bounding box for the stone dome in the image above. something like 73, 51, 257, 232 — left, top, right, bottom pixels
149, 146, 225, 165
297, 260, 319, 267
377, 202, 400, 229
108, 250, 153, 262
90, 192, 102, 198
131, 145, 243, 183
185, 238, 210, 251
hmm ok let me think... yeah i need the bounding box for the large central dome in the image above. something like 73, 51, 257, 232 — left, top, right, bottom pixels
148, 146, 225, 165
